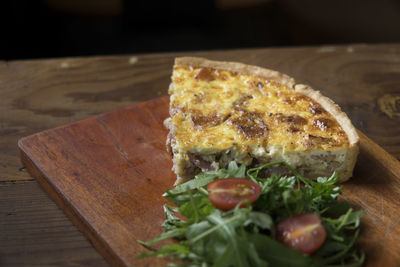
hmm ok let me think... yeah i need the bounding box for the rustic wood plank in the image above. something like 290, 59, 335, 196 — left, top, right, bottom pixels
2, 45, 400, 266
0, 180, 108, 266
18, 98, 174, 266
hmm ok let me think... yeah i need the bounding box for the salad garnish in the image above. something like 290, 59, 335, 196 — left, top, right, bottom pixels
138, 161, 365, 267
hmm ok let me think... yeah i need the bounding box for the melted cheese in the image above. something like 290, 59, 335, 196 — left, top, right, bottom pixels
170, 66, 350, 154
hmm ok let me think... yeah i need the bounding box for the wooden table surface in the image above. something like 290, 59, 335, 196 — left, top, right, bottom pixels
1, 44, 400, 266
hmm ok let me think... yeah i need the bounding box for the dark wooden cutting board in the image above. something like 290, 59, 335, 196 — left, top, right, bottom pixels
18, 96, 400, 266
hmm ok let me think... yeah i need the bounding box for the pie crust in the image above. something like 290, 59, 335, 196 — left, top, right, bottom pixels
166, 57, 359, 184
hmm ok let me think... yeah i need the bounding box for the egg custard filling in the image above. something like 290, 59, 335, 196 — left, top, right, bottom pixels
164, 57, 359, 184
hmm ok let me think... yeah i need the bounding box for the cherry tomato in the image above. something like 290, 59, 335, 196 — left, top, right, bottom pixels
276, 213, 327, 254
207, 178, 262, 211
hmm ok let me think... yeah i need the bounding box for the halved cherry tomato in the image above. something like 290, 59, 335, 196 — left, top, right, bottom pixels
276, 213, 327, 254
207, 178, 262, 211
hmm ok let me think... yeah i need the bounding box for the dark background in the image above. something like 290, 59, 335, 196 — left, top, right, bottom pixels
3, 0, 400, 60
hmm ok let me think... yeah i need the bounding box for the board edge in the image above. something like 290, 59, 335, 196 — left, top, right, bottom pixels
18, 136, 128, 267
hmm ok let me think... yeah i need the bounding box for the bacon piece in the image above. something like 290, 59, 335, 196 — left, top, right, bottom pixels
312, 118, 333, 131
188, 153, 214, 171
230, 112, 268, 139
195, 67, 215, 81
273, 113, 307, 126
309, 102, 326, 115
191, 112, 228, 129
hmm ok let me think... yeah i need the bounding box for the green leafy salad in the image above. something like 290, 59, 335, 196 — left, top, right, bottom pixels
138, 162, 365, 266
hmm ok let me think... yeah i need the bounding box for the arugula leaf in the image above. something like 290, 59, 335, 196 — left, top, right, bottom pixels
245, 211, 273, 231
179, 193, 214, 221
136, 243, 192, 259
247, 233, 316, 267
139, 228, 186, 247
227, 161, 246, 178
162, 205, 185, 231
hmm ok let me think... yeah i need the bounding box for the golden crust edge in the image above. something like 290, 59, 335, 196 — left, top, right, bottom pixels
175, 57, 295, 88
171, 57, 360, 181
294, 84, 359, 182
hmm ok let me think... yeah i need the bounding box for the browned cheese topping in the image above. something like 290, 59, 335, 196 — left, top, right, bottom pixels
169, 66, 349, 152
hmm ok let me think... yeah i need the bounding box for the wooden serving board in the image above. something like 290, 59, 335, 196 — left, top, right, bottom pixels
19, 96, 400, 266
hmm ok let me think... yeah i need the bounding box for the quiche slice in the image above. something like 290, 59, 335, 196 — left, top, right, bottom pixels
165, 57, 359, 185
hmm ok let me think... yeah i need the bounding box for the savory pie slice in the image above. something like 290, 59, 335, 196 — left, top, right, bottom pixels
165, 57, 359, 185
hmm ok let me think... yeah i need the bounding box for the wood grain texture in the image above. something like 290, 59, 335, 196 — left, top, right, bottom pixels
343, 131, 400, 264
0, 180, 108, 267
19, 96, 400, 266
18, 97, 173, 267
2, 44, 400, 266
